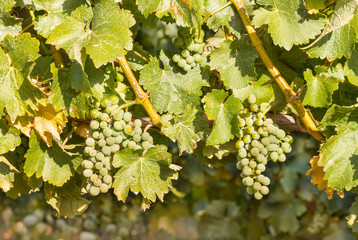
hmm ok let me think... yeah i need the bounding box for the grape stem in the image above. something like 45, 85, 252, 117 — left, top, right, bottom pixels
116, 56, 162, 127
230, 0, 325, 142
118, 99, 139, 110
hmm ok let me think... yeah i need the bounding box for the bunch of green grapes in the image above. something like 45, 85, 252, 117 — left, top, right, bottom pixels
82, 95, 154, 196
5, 135, 29, 165
172, 27, 207, 71
235, 95, 293, 200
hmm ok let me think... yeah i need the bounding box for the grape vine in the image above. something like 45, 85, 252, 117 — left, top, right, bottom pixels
0, 0, 358, 238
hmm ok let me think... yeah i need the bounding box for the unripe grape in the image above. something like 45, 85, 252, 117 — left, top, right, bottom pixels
85, 138, 95, 147
95, 162, 103, 170
262, 176, 270, 186
183, 64, 191, 71
100, 113, 110, 121
256, 163, 266, 172
90, 109, 99, 119
122, 140, 129, 148
250, 147, 260, 156
96, 152, 104, 161
250, 104, 259, 112
134, 127, 142, 135
133, 134, 141, 143
102, 157, 110, 165
123, 112, 132, 122
256, 154, 266, 164
252, 132, 260, 140
99, 121, 108, 129
278, 154, 286, 162
276, 129, 286, 139
106, 137, 114, 146
270, 152, 279, 161
236, 140, 245, 149
241, 159, 249, 167
128, 141, 136, 149
173, 54, 181, 63
111, 144, 120, 153
114, 136, 123, 144
99, 168, 108, 176
238, 148, 247, 158
254, 119, 263, 126
173, 37, 184, 48
89, 149, 97, 157
113, 110, 124, 121
186, 56, 194, 64
103, 175, 112, 184
254, 191, 263, 200
283, 135, 293, 143
142, 141, 152, 150
178, 59, 186, 68
247, 187, 255, 195
82, 160, 93, 169
133, 119, 142, 128
90, 120, 99, 130
236, 161, 243, 170
249, 160, 256, 169
92, 131, 100, 140
102, 146, 112, 156
260, 186, 269, 195
243, 135, 251, 144
100, 97, 111, 108
98, 139, 106, 147
245, 118, 254, 126
90, 174, 98, 183
100, 184, 109, 193
281, 142, 292, 153
110, 95, 119, 105
242, 166, 252, 176
111, 130, 120, 137
277, 148, 283, 155
103, 128, 113, 137
257, 112, 265, 119
83, 169, 93, 178
113, 120, 124, 131
124, 125, 133, 135
238, 118, 246, 127
89, 186, 100, 196
141, 132, 151, 141
93, 178, 102, 187
245, 126, 255, 134
243, 177, 254, 186
260, 148, 268, 156
181, 50, 190, 58
263, 118, 273, 126
267, 144, 278, 152
248, 94, 256, 104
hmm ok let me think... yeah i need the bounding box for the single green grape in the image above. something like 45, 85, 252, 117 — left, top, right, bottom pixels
241, 158, 249, 166
142, 141, 152, 150
269, 152, 279, 161
243, 135, 252, 144
100, 97, 111, 108
124, 125, 133, 135
89, 149, 97, 157
90, 120, 100, 130
250, 104, 259, 112
102, 146, 112, 156
96, 152, 104, 161
256, 163, 266, 172
123, 112, 132, 122
90, 109, 99, 119
100, 184, 109, 193
134, 127, 142, 135
133, 119, 142, 128
102, 157, 110, 165
278, 154, 286, 162
114, 136, 123, 144
89, 186, 100, 196
98, 139, 106, 148
248, 94, 256, 104
99, 121, 108, 129
86, 138, 95, 147
260, 186, 269, 195
243, 177, 254, 186
128, 141, 136, 149
267, 144, 278, 152
249, 160, 257, 169
254, 191, 263, 200
181, 50, 190, 58
242, 166, 252, 176
103, 175, 112, 184
173, 54, 181, 63
281, 142, 292, 153
238, 148, 247, 158
141, 132, 151, 141
82, 160, 93, 169
95, 162, 103, 170
111, 144, 120, 153
235, 139, 245, 149
110, 95, 119, 105
250, 147, 260, 156
100, 113, 110, 121
103, 128, 113, 137
83, 169, 93, 178
253, 182, 261, 191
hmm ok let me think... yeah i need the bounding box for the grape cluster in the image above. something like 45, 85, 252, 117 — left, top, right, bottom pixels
172, 27, 207, 71
83, 95, 154, 196
5, 136, 29, 164
235, 95, 293, 200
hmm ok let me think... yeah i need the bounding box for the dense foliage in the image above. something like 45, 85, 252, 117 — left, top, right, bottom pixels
1, 0, 358, 238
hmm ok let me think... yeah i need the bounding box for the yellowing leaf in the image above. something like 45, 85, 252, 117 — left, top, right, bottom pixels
306, 156, 344, 199
6, 114, 32, 137
32, 103, 68, 146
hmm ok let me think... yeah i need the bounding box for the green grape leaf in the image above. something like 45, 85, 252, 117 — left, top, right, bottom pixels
252, 0, 325, 50
24, 131, 78, 186
202, 90, 242, 146
306, 11, 358, 61
0, 155, 18, 192
233, 73, 274, 104
305, 0, 326, 10
209, 40, 257, 90
318, 124, 358, 191
112, 145, 178, 203
5, 171, 43, 199
204, 0, 247, 37
198, 200, 241, 240
30, 56, 54, 82
86, 0, 135, 68
0, 12, 22, 42
0, 119, 21, 154
344, 47, 358, 87
202, 141, 237, 160
139, 50, 207, 114
136, 0, 199, 27
44, 178, 90, 218
48, 64, 90, 119
32, 0, 85, 38
161, 105, 208, 155
302, 66, 341, 108
319, 0, 358, 38
0, 33, 40, 122
47, 5, 93, 65
0, 0, 15, 12
320, 104, 358, 133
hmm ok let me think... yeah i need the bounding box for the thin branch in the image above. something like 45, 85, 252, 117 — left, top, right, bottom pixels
130, 49, 150, 63
19, 22, 34, 34
116, 56, 162, 127
230, 0, 325, 142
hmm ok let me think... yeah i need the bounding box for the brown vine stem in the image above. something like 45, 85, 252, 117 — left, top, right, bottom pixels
230, 0, 325, 142
116, 56, 162, 127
